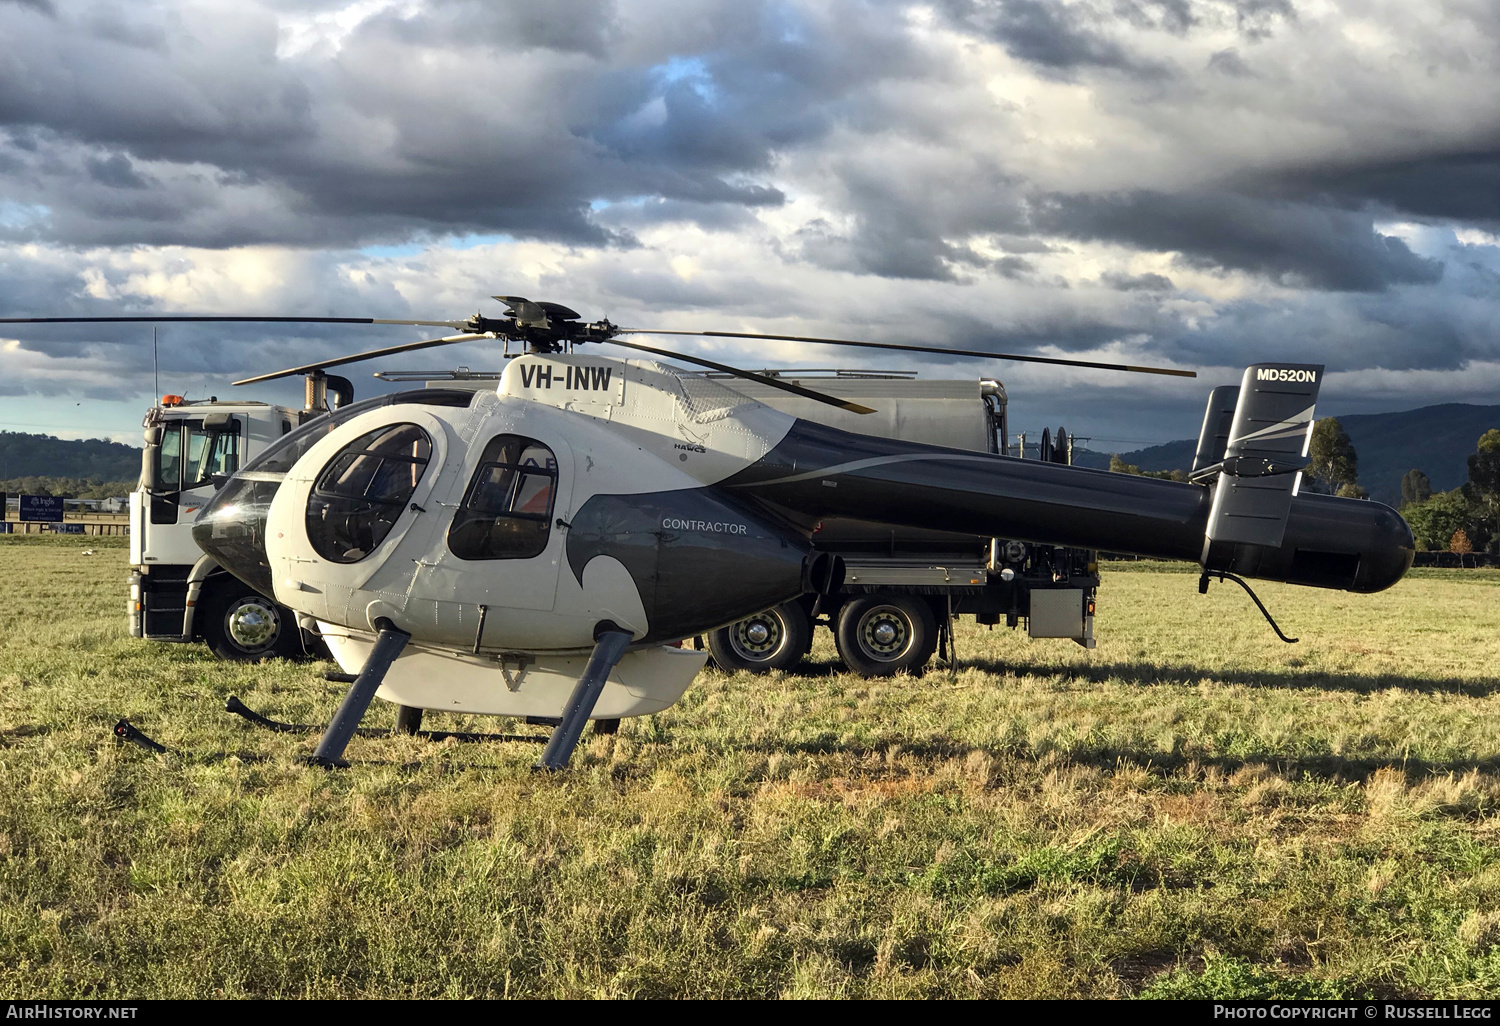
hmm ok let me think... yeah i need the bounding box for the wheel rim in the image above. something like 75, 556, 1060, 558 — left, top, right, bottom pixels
226, 598, 280, 651
728, 610, 786, 662
856, 604, 912, 662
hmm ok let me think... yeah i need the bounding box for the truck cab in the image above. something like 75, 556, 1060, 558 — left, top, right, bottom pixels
129, 396, 307, 660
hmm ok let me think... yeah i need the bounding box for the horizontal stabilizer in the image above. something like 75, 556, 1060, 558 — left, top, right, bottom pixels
1204, 363, 1323, 550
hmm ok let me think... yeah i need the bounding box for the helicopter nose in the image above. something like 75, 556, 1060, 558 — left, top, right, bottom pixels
191, 475, 280, 597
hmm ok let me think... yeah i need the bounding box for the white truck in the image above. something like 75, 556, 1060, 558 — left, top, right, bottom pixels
128, 375, 355, 660
698, 371, 1099, 676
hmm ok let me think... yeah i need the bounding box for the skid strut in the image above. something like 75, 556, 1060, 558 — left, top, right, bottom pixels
309, 619, 410, 768
535, 626, 633, 772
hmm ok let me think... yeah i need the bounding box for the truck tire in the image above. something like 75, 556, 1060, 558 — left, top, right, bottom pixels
708, 601, 812, 673
835, 594, 937, 677
201, 582, 303, 662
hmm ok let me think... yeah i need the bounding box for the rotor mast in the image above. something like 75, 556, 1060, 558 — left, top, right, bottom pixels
305, 370, 327, 412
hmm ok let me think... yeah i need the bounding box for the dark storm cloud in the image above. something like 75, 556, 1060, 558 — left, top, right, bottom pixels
2, 0, 54, 15
1101, 270, 1173, 291
791, 161, 1031, 281
1231, 0, 1295, 40
85, 153, 149, 190
944, 0, 1147, 75
0, 0, 928, 250
1146, 286, 1496, 377
1114, 0, 1198, 35
1206, 47, 1252, 76
1033, 190, 1444, 291
794, 217, 975, 281
391, 0, 620, 57
1273, 149, 1500, 225
939, 0, 1298, 77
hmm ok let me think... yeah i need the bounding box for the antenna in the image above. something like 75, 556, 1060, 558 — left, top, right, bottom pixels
153, 327, 160, 401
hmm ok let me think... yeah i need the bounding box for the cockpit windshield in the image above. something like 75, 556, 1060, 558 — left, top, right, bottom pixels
235, 388, 476, 480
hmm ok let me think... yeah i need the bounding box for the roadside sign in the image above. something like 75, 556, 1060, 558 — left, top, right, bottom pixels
54, 523, 84, 534
19, 495, 65, 522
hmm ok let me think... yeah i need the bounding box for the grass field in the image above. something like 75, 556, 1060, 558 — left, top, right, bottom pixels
2, 534, 1499, 999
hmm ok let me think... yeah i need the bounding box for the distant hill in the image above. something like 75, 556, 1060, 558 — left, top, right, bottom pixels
1072, 440, 1194, 474
1334, 405, 1500, 504
1072, 403, 1500, 505
0, 430, 142, 483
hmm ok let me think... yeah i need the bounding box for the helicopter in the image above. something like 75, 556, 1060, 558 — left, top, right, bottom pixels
2, 298, 1415, 770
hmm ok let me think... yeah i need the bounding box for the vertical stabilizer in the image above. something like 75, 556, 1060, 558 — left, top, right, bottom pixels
1201, 364, 1322, 551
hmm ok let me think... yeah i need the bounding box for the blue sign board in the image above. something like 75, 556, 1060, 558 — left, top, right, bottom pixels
54, 523, 84, 534
19, 495, 64, 522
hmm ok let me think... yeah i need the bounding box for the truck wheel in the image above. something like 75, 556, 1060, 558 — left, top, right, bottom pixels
835, 594, 937, 677
708, 601, 812, 673
202, 584, 302, 662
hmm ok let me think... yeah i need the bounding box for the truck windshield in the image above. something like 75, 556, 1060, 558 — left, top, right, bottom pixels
156, 422, 240, 492
184, 426, 239, 489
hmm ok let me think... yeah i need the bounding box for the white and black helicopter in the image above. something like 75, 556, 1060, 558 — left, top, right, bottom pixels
4, 299, 1414, 769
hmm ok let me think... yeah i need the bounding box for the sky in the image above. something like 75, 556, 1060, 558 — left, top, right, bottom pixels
0, 0, 1497, 450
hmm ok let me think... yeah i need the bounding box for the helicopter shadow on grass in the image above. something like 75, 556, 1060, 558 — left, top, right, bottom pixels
727, 657, 1500, 783
954, 656, 1500, 698
738, 728, 1500, 785
751, 652, 1500, 695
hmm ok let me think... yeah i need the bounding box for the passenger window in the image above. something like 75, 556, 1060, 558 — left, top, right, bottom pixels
448, 435, 557, 560
306, 423, 432, 563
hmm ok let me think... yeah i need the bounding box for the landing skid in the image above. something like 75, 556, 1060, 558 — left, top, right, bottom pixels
225, 695, 557, 745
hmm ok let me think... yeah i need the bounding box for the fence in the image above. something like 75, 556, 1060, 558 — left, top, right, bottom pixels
1412, 551, 1500, 569
1, 513, 130, 536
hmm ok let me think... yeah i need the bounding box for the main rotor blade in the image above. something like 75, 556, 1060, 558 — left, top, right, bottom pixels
600, 338, 876, 415
0, 315, 471, 330
620, 329, 1197, 378
233, 333, 491, 386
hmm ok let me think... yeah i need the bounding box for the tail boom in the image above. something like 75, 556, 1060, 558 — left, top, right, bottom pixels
724, 420, 1412, 593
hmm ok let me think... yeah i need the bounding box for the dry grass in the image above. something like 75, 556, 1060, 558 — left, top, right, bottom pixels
2, 535, 1499, 998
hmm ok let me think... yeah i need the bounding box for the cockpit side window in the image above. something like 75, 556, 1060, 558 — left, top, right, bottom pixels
306, 423, 432, 563
447, 434, 557, 560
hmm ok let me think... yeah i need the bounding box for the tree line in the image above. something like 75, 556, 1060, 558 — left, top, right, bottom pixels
0, 431, 142, 482
1398, 429, 1500, 553
1, 476, 138, 500
1107, 419, 1500, 553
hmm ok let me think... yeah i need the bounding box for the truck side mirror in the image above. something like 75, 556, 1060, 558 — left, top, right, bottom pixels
141, 447, 160, 492
143, 426, 164, 446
